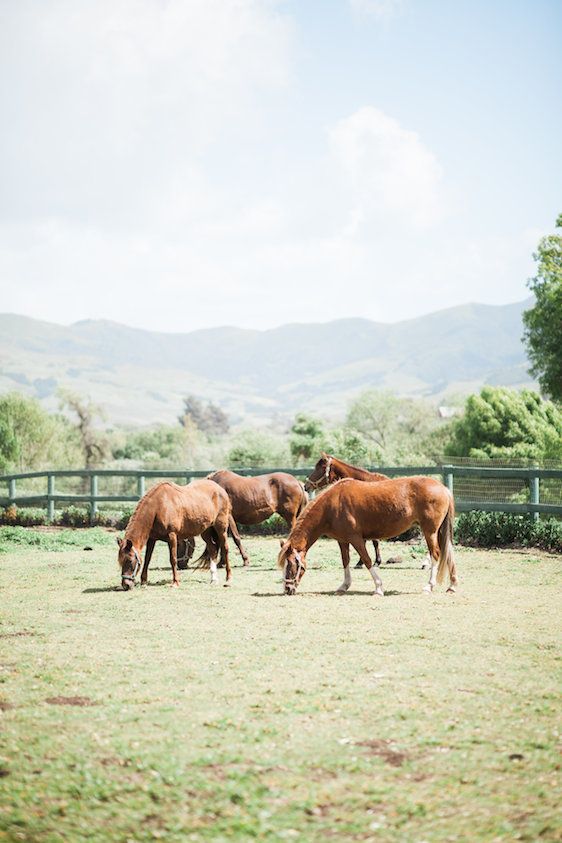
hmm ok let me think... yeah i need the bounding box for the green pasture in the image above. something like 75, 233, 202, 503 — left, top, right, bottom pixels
0, 530, 560, 842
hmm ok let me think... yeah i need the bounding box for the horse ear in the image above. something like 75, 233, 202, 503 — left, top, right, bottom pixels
279, 539, 285, 548
116, 537, 122, 547
320, 452, 327, 458
124, 538, 133, 551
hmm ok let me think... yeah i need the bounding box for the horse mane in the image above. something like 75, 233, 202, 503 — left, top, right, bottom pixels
124, 481, 177, 538
329, 455, 385, 481
277, 479, 354, 565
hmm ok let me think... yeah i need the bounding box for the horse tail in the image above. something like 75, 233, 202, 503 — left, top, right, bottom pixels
436, 493, 455, 585
296, 481, 309, 519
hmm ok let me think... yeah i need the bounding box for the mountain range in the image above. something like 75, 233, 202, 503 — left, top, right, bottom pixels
0, 299, 536, 426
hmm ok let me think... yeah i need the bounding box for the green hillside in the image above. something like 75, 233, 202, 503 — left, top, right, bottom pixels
0, 299, 536, 425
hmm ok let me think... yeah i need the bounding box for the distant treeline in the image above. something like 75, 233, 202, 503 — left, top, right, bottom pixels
0, 386, 560, 476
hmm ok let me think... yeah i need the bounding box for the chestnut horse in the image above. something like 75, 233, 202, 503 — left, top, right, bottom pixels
278, 477, 457, 597
305, 454, 389, 567
117, 480, 233, 590
207, 470, 308, 564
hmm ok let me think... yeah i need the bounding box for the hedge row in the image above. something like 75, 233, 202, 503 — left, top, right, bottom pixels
1, 506, 560, 553
455, 511, 562, 553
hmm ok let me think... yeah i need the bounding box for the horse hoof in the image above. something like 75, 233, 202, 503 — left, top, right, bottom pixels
354, 562, 363, 569
374, 589, 384, 598
423, 584, 433, 594
171, 582, 180, 588
446, 586, 456, 594
223, 582, 231, 588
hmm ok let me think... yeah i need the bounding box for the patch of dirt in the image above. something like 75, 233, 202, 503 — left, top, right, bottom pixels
45, 696, 97, 707
0, 701, 14, 711
355, 739, 408, 767
0, 631, 37, 638
0, 769, 9, 777
63, 609, 83, 615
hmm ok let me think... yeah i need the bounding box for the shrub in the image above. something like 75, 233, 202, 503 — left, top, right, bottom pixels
456, 511, 562, 553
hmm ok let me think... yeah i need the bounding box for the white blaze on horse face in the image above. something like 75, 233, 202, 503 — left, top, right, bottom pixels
210, 560, 218, 584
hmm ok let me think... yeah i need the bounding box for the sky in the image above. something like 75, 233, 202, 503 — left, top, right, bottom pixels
0, 0, 560, 333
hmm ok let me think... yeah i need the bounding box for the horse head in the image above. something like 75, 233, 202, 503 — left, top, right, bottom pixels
304, 453, 334, 492
116, 537, 142, 590
278, 540, 306, 595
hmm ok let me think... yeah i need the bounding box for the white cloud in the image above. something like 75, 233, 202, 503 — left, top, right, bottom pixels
0, 0, 293, 227
348, 0, 404, 20
329, 106, 444, 230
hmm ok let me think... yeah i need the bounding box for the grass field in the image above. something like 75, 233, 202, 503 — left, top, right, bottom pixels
1, 530, 560, 842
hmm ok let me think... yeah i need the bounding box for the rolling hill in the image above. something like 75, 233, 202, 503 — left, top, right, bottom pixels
0, 299, 536, 426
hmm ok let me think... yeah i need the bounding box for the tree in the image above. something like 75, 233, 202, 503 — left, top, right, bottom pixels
59, 390, 109, 468
179, 395, 229, 436
444, 386, 562, 462
345, 390, 439, 464
289, 414, 325, 464
0, 393, 80, 472
227, 429, 289, 468
523, 213, 562, 402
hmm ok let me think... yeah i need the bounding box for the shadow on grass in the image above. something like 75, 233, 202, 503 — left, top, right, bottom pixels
82, 579, 172, 593
251, 588, 413, 598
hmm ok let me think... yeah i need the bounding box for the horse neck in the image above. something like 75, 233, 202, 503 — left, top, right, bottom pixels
332, 457, 375, 482
125, 498, 154, 550
290, 497, 325, 553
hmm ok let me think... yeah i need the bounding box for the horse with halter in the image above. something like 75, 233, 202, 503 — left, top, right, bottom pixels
305, 454, 389, 567
279, 476, 457, 597
206, 470, 308, 564
117, 480, 234, 590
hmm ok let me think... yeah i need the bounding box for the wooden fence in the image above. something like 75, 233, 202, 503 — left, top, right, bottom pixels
1, 465, 561, 525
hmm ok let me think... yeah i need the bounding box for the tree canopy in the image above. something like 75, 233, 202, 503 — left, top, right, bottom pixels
523, 213, 562, 402
179, 395, 230, 436
444, 386, 562, 462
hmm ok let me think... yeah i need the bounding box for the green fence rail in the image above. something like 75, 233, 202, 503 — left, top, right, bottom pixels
1, 465, 562, 525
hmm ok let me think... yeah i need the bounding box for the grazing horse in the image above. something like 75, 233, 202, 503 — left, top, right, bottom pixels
305, 454, 389, 567
278, 477, 457, 597
207, 470, 308, 565
117, 480, 233, 590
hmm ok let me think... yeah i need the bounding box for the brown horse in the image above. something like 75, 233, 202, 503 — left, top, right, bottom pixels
305, 453, 389, 567
278, 477, 457, 597
117, 480, 233, 590
207, 470, 308, 564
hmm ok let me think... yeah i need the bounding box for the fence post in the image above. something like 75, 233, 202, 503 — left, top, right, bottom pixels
137, 474, 145, 499
530, 469, 540, 522
443, 464, 454, 495
8, 478, 16, 506
90, 474, 98, 525
47, 474, 55, 522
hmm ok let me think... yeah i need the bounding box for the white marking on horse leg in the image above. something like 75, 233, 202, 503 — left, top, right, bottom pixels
210, 560, 218, 585
424, 562, 438, 592
369, 565, 384, 597
337, 565, 351, 593
420, 554, 431, 570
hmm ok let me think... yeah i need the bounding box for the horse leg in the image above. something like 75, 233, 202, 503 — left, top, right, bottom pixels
447, 557, 458, 594
216, 521, 232, 586
422, 531, 440, 593
350, 537, 384, 597
356, 540, 380, 568
228, 517, 249, 566
167, 532, 180, 588
141, 537, 156, 586
336, 542, 352, 593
